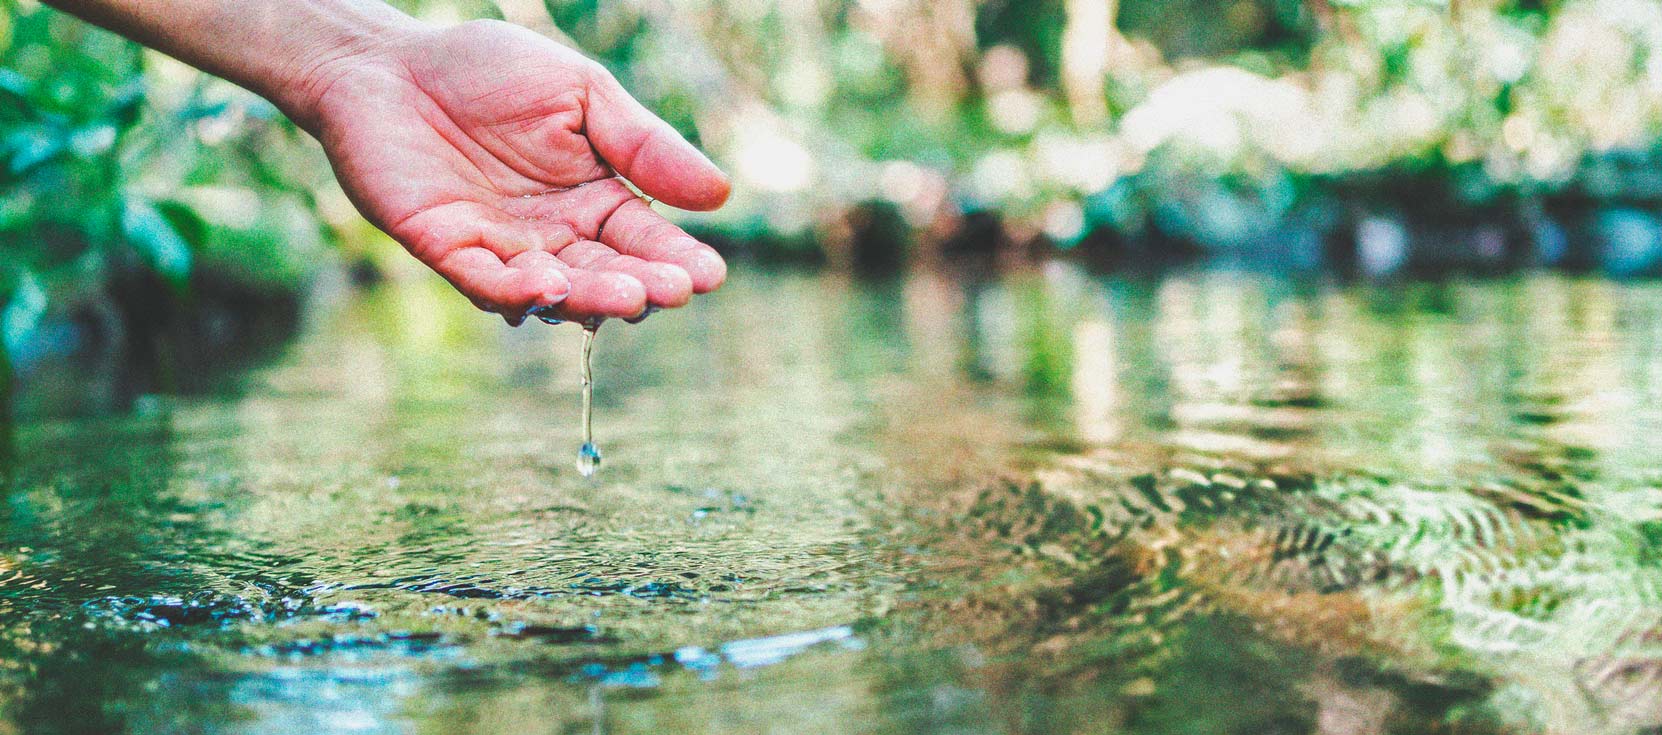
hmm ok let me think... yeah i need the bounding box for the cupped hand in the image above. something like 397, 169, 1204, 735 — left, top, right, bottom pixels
303, 20, 730, 324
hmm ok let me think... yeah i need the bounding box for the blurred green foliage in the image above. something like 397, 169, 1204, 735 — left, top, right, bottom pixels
535, 0, 1662, 259
1, 0, 335, 367
5, 0, 1662, 366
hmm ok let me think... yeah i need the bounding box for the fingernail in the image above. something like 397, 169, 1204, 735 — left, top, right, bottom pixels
534, 269, 570, 305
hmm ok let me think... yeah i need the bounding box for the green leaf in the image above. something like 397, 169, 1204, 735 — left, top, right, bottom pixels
152, 200, 208, 251
1, 271, 45, 358
177, 100, 230, 123
0, 69, 28, 115
119, 198, 193, 287
104, 81, 146, 130
66, 123, 116, 158
4, 127, 62, 175
0, 191, 29, 230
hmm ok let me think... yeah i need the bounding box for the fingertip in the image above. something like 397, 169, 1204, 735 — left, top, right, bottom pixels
605, 271, 649, 311
505, 250, 571, 306
704, 170, 733, 210
576, 270, 647, 317
507, 268, 567, 308
642, 262, 694, 308
677, 168, 731, 212
673, 248, 728, 294
536, 268, 571, 306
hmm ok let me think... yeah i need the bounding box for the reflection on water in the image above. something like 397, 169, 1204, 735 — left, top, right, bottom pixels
3, 266, 1662, 733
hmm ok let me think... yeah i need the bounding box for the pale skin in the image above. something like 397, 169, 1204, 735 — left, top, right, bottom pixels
44, 0, 731, 324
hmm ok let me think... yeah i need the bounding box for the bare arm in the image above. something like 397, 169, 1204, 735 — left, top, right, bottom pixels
42, 0, 413, 132
43, 0, 731, 323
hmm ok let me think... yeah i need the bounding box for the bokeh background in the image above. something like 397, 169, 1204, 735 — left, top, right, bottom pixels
7, 5, 1662, 731
4, 0, 1662, 405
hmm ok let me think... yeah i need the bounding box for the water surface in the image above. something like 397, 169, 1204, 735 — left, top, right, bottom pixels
5, 266, 1662, 734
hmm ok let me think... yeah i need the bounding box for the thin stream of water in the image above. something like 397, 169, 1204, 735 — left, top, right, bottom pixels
531, 306, 605, 477
577, 322, 602, 477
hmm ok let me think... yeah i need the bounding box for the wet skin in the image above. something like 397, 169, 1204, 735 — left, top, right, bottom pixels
308, 20, 731, 324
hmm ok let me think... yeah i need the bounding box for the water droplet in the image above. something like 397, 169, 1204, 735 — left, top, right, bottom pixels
528, 304, 592, 325
528, 304, 566, 325
577, 442, 602, 478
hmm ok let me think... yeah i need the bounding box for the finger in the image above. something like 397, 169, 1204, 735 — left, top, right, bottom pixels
506, 248, 566, 276
556, 240, 694, 308
584, 66, 731, 212
431, 247, 570, 314
396, 200, 566, 261
498, 182, 721, 296
554, 265, 649, 319
598, 198, 727, 293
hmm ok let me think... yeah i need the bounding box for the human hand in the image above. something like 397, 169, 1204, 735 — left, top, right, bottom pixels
296, 19, 730, 324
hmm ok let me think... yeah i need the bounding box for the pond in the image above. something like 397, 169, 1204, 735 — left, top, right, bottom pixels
4, 264, 1662, 734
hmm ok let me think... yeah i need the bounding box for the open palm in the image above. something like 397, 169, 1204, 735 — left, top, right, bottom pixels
308, 20, 730, 323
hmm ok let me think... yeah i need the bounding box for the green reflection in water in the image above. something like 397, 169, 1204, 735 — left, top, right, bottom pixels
0, 267, 1660, 734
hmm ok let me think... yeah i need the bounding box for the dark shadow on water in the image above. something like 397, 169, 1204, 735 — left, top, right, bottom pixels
10, 270, 303, 420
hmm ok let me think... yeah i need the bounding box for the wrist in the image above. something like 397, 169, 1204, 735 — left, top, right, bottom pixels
263, 3, 428, 133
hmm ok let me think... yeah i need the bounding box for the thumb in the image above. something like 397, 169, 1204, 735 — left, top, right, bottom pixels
583, 66, 731, 211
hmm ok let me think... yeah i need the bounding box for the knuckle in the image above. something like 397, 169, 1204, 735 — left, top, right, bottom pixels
580, 58, 616, 87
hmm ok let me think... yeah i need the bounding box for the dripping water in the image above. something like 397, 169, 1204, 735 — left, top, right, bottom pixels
531, 307, 604, 477
577, 322, 602, 477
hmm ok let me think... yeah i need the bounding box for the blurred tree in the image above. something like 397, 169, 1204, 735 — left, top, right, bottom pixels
1, 0, 335, 374
8, 0, 1662, 358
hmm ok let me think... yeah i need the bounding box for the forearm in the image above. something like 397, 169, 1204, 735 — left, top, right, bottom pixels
41, 0, 423, 130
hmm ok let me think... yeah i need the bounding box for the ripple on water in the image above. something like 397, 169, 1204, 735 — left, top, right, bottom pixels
81, 591, 377, 630
568, 625, 865, 688
18, 271, 1662, 733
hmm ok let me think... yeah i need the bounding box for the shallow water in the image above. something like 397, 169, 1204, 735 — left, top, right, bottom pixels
5, 265, 1662, 734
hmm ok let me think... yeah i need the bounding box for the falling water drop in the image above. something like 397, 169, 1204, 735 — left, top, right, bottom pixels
577, 441, 602, 478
